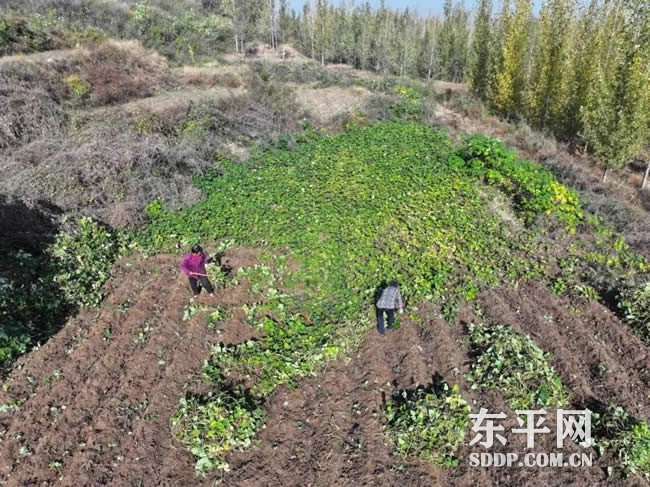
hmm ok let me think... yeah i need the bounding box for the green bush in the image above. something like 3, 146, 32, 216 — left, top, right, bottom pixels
391, 84, 425, 122
385, 381, 470, 467
0, 249, 68, 371
467, 323, 570, 409
64, 75, 91, 99
0, 14, 61, 55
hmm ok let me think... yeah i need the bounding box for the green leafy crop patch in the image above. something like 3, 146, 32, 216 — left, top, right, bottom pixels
171, 388, 266, 475
385, 380, 470, 467
141, 122, 556, 321
467, 323, 570, 410
592, 406, 650, 478
458, 135, 582, 228
147, 122, 615, 474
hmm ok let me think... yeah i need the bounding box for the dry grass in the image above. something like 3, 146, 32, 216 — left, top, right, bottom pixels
76, 40, 171, 105
295, 85, 371, 128
2, 122, 207, 227
0, 59, 67, 148
0, 62, 306, 227
172, 65, 245, 89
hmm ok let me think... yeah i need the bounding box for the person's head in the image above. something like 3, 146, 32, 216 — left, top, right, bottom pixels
389, 279, 399, 288
191, 244, 203, 255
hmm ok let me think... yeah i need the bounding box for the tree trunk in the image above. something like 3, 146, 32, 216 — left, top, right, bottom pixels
602, 166, 609, 183
642, 161, 650, 190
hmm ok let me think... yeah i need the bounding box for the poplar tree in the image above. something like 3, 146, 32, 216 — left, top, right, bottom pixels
555, 0, 600, 138
469, 0, 492, 99
417, 19, 441, 79
493, 0, 532, 118
437, 0, 470, 82
487, 0, 510, 104
314, 0, 332, 65
526, 0, 575, 131
581, 1, 650, 181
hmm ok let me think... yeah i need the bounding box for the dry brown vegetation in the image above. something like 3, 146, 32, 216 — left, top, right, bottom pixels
75, 40, 171, 106
0, 47, 311, 227
0, 59, 67, 148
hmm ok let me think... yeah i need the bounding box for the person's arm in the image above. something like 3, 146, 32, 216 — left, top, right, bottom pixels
396, 289, 404, 313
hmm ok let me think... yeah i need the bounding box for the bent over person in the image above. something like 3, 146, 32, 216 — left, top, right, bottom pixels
180, 244, 214, 298
376, 279, 404, 336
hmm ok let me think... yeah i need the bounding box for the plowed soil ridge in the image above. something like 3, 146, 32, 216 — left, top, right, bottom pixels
225, 287, 649, 487
1, 255, 649, 486
0, 251, 259, 486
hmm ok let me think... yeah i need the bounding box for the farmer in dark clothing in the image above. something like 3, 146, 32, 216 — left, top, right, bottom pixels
376, 279, 404, 336
179, 244, 214, 298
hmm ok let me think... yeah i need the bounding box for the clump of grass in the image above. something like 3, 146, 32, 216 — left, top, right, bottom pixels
618, 280, 650, 345
467, 323, 570, 409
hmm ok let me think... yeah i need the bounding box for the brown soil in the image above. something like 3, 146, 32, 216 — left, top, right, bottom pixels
0, 248, 264, 486
223, 284, 650, 487
1, 261, 648, 486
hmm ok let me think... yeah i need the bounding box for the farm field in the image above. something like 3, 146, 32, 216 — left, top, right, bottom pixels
1, 122, 649, 485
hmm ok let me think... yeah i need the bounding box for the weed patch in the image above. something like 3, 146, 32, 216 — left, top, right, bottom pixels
171, 388, 266, 475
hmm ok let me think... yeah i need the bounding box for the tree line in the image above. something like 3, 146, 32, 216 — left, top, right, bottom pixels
251, 0, 650, 183
2, 0, 648, 181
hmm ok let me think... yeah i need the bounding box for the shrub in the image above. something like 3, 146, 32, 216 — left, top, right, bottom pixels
359, 93, 401, 123
447, 93, 487, 119
63, 74, 90, 99
507, 121, 558, 160
259, 61, 342, 87
0, 14, 63, 56
79, 40, 170, 105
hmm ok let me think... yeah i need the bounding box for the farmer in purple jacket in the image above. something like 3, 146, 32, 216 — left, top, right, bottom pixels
179, 244, 214, 297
